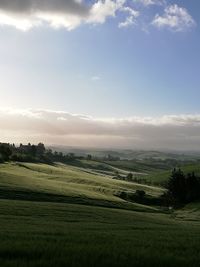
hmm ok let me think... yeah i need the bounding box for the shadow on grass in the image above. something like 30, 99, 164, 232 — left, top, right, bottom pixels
0, 187, 153, 212
117, 190, 166, 208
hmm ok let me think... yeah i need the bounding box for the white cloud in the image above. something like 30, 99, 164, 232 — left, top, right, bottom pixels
0, 1, 196, 33
0, 0, 130, 31
118, 16, 135, 28
118, 6, 139, 28
1, 108, 200, 150
152, 4, 196, 32
0, 0, 89, 31
87, 0, 125, 24
137, 0, 165, 6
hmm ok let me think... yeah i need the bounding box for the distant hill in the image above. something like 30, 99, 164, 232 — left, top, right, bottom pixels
48, 145, 200, 161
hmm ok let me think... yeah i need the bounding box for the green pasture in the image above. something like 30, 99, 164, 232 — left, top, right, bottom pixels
0, 162, 199, 267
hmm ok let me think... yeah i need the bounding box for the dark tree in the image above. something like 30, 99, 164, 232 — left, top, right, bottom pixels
135, 190, 146, 199
87, 154, 92, 160
167, 169, 186, 203
37, 143, 45, 156
185, 172, 200, 202
126, 173, 133, 181
30, 145, 37, 157
166, 169, 200, 205
0, 143, 12, 161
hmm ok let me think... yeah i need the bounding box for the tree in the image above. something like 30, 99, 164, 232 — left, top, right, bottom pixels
87, 154, 92, 160
167, 169, 186, 203
37, 143, 45, 156
68, 153, 75, 160
126, 173, 133, 181
166, 169, 200, 205
185, 172, 200, 202
135, 190, 146, 199
0, 143, 12, 161
30, 145, 37, 157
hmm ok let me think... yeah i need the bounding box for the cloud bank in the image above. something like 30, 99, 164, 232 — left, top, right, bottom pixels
1, 108, 200, 150
0, 0, 135, 31
0, 0, 195, 32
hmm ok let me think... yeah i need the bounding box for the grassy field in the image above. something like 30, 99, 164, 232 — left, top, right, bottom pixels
0, 162, 200, 267
96, 158, 200, 185
140, 162, 200, 185
0, 162, 162, 207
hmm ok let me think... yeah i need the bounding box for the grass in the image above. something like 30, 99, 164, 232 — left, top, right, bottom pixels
85, 158, 199, 186
140, 162, 200, 185
0, 162, 162, 209
100, 159, 158, 173
0, 199, 200, 267
0, 162, 200, 266
175, 202, 200, 222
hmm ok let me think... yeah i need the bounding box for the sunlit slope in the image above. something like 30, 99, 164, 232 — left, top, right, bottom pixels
175, 202, 200, 223
141, 162, 200, 185
0, 163, 200, 266
0, 163, 162, 209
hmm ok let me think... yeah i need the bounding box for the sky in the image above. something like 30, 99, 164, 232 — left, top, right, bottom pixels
0, 0, 200, 150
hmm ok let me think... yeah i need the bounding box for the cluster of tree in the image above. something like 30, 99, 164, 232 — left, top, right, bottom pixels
128, 174, 153, 185
0, 143, 46, 163
0, 142, 82, 164
119, 189, 146, 201
118, 189, 163, 206
0, 143, 13, 162
117, 168, 200, 208
113, 171, 153, 185
45, 150, 79, 163
166, 169, 200, 205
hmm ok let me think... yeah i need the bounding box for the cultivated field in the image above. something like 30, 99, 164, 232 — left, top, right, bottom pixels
0, 162, 200, 267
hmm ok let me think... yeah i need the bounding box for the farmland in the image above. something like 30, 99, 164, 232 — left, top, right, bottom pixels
0, 162, 200, 266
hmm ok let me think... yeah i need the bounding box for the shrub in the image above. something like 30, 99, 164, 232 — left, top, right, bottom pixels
135, 190, 146, 199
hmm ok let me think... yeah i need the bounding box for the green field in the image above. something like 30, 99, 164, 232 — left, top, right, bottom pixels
0, 162, 162, 208
96, 158, 200, 185
0, 162, 200, 267
140, 162, 200, 185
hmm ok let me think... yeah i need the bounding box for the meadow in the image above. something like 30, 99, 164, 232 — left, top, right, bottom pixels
0, 162, 200, 267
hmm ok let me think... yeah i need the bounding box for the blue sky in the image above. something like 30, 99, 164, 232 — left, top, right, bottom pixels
0, 0, 200, 149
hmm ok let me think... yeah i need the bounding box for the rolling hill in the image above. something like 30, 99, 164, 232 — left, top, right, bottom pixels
0, 161, 200, 267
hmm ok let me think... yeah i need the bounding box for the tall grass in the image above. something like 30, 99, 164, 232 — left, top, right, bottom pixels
0, 199, 200, 267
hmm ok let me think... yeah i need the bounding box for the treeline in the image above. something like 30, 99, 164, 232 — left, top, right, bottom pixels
0, 142, 82, 163
113, 172, 155, 186
166, 168, 200, 205
117, 169, 200, 208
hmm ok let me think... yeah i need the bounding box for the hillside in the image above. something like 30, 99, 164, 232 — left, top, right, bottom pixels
0, 162, 200, 267
140, 162, 200, 185
0, 162, 162, 211
0, 198, 200, 267
49, 146, 200, 161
